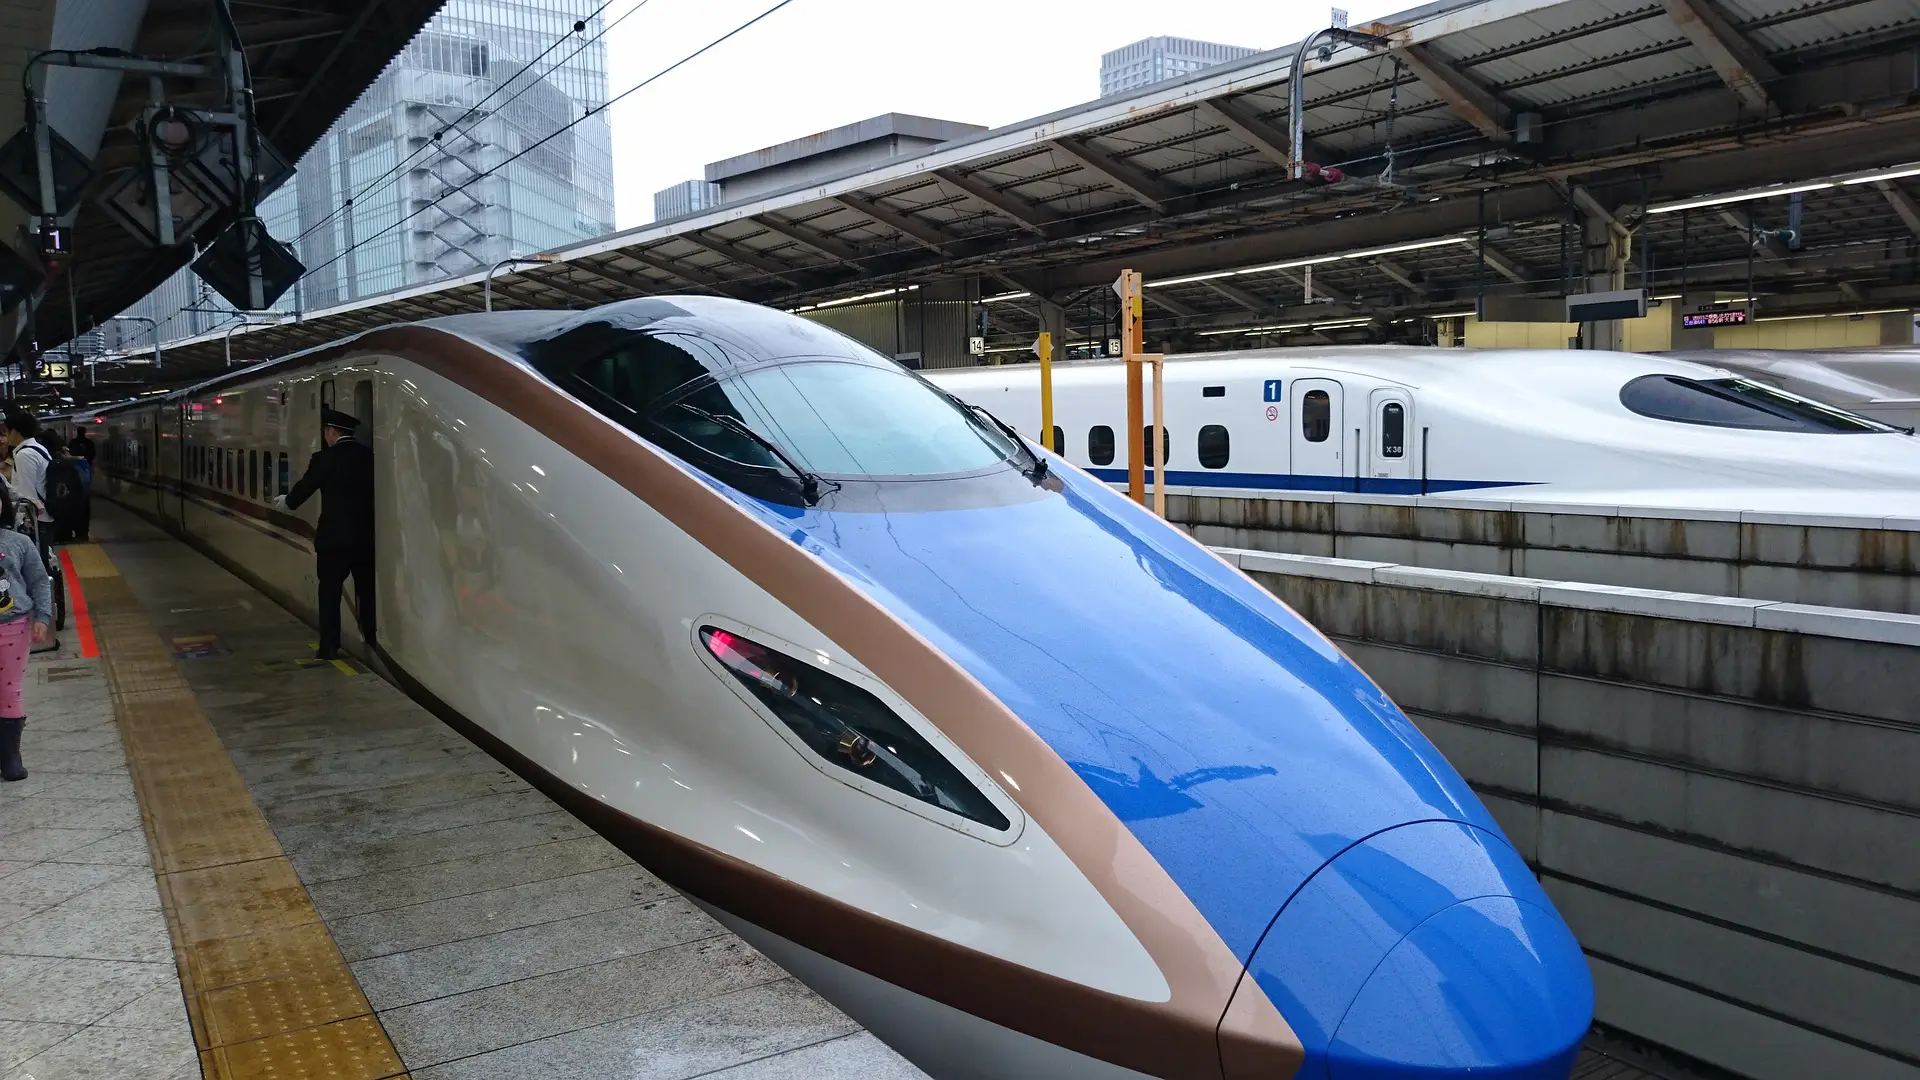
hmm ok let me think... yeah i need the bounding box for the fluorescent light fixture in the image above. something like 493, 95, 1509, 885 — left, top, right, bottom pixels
1427, 310, 1477, 319
1647, 181, 1835, 215
1197, 317, 1373, 337
810, 285, 919, 310
1148, 269, 1238, 288
1754, 307, 1909, 323
981, 291, 1030, 303
1840, 165, 1920, 185
1152, 237, 1474, 290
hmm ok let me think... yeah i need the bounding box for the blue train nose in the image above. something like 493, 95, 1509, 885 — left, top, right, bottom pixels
1232, 821, 1592, 1080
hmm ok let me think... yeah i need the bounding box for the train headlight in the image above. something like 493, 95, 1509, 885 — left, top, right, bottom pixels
699, 625, 1009, 830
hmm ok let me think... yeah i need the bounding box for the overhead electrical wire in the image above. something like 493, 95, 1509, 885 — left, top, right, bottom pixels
298, 0, 804, 287
289, 0, 639, 249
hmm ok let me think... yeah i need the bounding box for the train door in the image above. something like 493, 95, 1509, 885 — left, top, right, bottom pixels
352, 379, 373, 445
170, 402, 187, 528
1289, 378, 1344, 487
1366, 388, 1414, 488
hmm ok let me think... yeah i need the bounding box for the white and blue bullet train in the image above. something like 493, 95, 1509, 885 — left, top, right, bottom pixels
928, 346, 1920, 518
83, 297, 1592, 1080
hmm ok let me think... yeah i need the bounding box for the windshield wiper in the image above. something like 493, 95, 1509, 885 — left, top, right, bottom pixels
964, 403, 1048, 480
673, 403, 828, 504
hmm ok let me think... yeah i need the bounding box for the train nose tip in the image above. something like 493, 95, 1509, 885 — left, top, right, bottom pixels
1326, 894, 1592, 1080
1233, 821, 1592, 1080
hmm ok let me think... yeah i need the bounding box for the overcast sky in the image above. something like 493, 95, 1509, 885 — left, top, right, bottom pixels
602, 0, 1397, 229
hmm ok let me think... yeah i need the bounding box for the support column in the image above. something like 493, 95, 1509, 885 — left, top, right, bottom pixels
1036, 296, 1069, 354
1583, 206, 1629, 351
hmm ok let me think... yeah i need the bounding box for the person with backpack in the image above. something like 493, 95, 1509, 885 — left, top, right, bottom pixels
4, 413, 52, 539
43, 440, 88, 544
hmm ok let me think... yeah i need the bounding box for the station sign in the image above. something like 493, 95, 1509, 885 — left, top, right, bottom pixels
1682, 309, 1748, 328
968, 336, 984, 356
32, 359, 71, 381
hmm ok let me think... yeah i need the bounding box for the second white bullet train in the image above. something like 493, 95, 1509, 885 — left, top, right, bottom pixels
78, 297, 1592, 1080
928, 346, 1920, 518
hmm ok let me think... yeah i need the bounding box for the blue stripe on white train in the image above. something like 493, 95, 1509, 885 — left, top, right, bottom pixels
923, 346, 1920, 518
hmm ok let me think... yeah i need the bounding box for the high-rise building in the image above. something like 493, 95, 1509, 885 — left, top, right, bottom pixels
1099, 36, 1258, 98
110, 0, 615, 349
653, 179, 722, 223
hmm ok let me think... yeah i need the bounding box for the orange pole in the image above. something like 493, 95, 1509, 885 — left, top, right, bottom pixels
1117, 270, 1145, 504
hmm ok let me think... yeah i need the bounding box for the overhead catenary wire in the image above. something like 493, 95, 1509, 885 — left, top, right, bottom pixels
298, 0, 804, 287
288, 0, 635, 250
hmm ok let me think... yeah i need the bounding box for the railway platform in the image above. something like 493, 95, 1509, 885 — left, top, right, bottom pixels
1, 503, 1668, 1080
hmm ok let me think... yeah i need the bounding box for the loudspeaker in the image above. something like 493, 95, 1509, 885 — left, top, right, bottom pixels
181, 127, 293, 207
192, 218, 304, 310
0, 243, 45, 315
0, 125, 95, 217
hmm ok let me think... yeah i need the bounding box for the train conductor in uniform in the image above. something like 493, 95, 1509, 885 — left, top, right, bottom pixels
273, 407, 375, 660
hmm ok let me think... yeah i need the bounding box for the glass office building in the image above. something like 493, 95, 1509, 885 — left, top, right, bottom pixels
1099, 36, 1257, 98
111, 0, 615, 347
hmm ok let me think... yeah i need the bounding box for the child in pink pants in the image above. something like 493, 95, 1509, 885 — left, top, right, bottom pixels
0, 485, 55, 781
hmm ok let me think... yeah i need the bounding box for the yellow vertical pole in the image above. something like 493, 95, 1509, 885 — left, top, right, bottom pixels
1116, 270, 1145, 504
1034, 331, 1054, 451
1150, 353, 1166, 517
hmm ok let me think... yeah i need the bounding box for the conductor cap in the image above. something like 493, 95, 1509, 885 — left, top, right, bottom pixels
322, 407, 359, 432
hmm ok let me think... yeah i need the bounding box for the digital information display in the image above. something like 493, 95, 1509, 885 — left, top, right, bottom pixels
1682, 309, 1748, 328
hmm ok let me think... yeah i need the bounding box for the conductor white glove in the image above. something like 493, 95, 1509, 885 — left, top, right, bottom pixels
269, 495, 290, 513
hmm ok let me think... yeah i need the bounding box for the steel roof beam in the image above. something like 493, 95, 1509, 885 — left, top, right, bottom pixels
622, 249, 747, 297
1194, 98, 1301, 172
1047, 138, 1179, 214
755, 215, 865, 266
1878, 181, 1920, 238
1144, 292, 1199, 318
831, 194, 956, 256
572, 260, 664, 296
525, 268, 615, 307
1201, 280, 1268, 314
1659, 0, 1777, 115
683, 232, 805, 287
1375, 258, 1431, 295
1718, 210, 1787, 260
1394, 44, 1512, 143
1274, 268, 1350, 306
1479, 244, 1532, 285
933, 168, 1056, 234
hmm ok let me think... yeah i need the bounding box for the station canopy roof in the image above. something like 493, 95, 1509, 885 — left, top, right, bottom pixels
102, 0, 1920, 389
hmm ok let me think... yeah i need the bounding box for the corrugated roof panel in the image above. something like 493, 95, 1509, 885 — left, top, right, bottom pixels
1744, 0, 1920, 53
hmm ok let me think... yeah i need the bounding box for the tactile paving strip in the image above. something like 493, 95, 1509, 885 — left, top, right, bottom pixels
79, 544, 410, 1080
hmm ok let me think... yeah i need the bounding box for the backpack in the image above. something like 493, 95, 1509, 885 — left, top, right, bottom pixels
44, 457, 87, 526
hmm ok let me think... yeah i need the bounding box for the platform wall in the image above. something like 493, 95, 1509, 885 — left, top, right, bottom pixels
1218, 548, 1920, 1080
1175, 493, 1920, 615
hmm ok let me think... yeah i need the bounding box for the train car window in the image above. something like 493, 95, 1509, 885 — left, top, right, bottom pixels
1050, 426, 1064, 456
1381, 403, 1406, 458
701, 626, 1010, 831
249, 451, 260, 499
1089, 426, 1115, 465
1302, 390, 1331, 442
1140, 427, 1172, 466
574, 334, 720, 417
278, 453, 290, 495
1202, 385, 1226, 398
1198, 424, 1230, 469
1619, 374, 1894, 434
1620, 374, 1889, 432
320, 380, 335, 412
656, 361, 1019, 478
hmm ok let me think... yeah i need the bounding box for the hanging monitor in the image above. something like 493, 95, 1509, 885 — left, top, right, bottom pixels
192, 218, 305, 311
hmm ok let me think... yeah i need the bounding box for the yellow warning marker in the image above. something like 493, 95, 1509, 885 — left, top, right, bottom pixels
88, 547, 408, 1079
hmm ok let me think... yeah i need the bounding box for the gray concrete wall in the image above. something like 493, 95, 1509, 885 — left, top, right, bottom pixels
1174, 493, 1920, 614
1216, 548, 1920, 1080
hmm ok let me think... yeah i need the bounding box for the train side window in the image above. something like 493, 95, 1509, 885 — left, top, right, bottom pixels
1140, 427, 1172, 465
1050, 426, 1064, 456
320, 380, 336, 412
1198, 424, 1230, 469
249, 451, 260, 499
1302, 390, 1331, 443
1088, 425, 1115, 465
1202, 385, 1226, 398
1381, 403, 1406, 458
279, 452, 289, 495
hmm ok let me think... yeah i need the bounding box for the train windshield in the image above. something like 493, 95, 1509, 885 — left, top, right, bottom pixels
1620, 374, 1898, 434
658, 360, 1022, 478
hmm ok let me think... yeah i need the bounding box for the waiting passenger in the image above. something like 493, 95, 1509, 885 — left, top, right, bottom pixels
67, 426, 95, 467
271, 408, 374, 661
0, 486, 55, 782
44, 440, 89, 544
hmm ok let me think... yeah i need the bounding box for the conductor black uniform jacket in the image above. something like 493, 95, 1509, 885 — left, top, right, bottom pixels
287, 437, 375, 554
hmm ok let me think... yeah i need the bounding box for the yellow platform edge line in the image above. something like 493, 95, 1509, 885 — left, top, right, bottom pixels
62, 542, 121, 579
88, 564, 408, 1080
